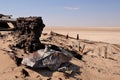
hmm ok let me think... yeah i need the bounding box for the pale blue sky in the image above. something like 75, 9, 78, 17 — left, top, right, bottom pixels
0, 0, 120, 27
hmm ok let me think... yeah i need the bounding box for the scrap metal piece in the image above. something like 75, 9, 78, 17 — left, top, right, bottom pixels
0, 14, 12, 18
0, 14, 16, 31
22, 45, 72, 70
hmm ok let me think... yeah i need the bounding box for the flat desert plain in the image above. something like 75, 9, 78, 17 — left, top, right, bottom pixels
43, 27, 120, 44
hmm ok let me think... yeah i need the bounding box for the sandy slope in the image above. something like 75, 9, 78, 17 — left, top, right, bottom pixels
41, 31, 120, 80
0, 27, 120, 80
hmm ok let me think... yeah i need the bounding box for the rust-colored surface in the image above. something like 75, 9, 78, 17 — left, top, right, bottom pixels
14, 17, 45, 53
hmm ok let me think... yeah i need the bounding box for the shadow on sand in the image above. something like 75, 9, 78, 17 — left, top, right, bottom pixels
26, 62, 81, 79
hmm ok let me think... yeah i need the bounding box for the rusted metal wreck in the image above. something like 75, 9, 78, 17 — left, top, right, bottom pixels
0, 14, 73, 71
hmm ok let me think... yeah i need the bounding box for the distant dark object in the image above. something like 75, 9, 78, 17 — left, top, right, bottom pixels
77, 34, 79, 40
66, 34, 69, 39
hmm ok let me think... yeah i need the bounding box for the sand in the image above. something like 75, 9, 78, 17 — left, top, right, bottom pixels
43, 27, 120, 44
0, 27, 120, 80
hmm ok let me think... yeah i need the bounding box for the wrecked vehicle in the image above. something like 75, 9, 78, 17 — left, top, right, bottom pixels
0, 14, 16, 31
0, 14, 73, 71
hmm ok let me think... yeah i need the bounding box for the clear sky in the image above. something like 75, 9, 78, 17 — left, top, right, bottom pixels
0, 0, 120, 27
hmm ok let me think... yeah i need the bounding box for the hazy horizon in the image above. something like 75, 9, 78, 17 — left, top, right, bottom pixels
1, 0, 120, 27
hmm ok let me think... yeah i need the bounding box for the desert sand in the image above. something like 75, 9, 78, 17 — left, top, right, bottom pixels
0, 27, 120, 80
43, 27, 120, 44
